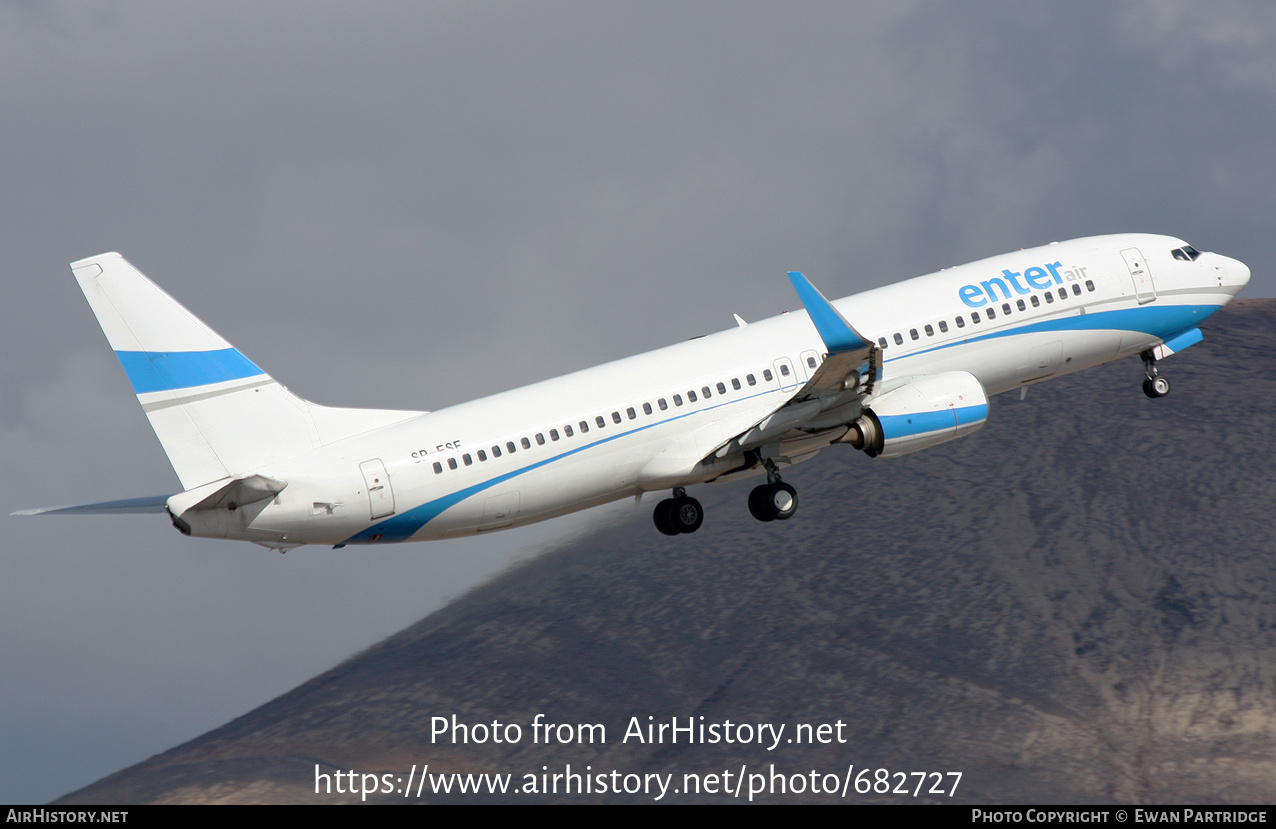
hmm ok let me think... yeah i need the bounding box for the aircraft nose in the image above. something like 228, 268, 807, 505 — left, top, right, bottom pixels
1229, 256, 1252, 288
1219, 253, 1250, 289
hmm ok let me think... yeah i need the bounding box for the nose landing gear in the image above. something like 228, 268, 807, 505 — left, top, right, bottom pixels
1141, 350, 1171, 398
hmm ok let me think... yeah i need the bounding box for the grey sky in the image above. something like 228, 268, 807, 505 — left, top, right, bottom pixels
2, 1, 1273, 803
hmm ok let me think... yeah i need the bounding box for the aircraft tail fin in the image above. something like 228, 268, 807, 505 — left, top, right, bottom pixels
71, 253, 422, 490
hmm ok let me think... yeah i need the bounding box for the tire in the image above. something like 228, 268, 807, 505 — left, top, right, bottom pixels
748, 485, 776, 522
770, 482, 798, 520
673, 496, 703, 534
1151, 375, 1170, 397
653, 499, 680, 535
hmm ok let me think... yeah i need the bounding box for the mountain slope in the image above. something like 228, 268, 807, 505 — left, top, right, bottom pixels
60, 300, 1276, 804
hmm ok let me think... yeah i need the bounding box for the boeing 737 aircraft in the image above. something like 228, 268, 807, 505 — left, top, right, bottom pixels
16, 234, 1249, 549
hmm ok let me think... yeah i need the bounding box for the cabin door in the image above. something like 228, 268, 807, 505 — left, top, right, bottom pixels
1121, 248, 1157, 305
359, 459, 396, 520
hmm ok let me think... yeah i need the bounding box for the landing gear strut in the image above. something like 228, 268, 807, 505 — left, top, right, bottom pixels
653, 487, 704, 535
1141, 350, 1171, 398
747, 459, 799, 522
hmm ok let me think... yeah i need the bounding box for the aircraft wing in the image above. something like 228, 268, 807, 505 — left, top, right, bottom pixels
707, 272, 879, 461
784, 270, 880, 400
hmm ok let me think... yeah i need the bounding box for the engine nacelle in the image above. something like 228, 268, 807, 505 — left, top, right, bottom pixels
840, 370, 988, 458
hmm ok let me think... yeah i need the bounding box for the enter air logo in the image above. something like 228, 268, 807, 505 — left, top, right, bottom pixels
957, 261, 1088, 308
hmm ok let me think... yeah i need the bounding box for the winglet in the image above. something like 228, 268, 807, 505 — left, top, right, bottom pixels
786, 271, 872, 353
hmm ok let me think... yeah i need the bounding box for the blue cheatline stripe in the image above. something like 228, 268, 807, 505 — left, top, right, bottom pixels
342, 379, 808, 545
889, 304, 1219, 365
114, 348, 265, 394
787, 271, 872, 354
878, 403, 987, 438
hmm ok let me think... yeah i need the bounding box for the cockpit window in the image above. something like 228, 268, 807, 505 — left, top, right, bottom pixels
1172, 246, 1202, 261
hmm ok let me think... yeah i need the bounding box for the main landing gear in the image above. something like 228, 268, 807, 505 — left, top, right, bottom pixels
1141, 350, 1171, 399
652, 460, 803, 535
747, 459, 798, 523
653, 487, 704, 535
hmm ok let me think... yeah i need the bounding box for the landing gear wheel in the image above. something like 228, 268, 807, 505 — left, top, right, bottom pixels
653, 498, 680, 535
654, 496, 703, 534
1143, 375, 1171, 398
1140, 350, 1170, 399
748, 482, 799, 522
769, 482, 798, 520
672, 496, 703, 534
748, 485, 776, 522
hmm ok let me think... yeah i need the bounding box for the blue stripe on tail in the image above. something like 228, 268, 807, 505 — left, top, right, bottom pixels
114, 348, 264, 394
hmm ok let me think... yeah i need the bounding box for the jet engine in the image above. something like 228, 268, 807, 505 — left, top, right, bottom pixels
839, 370, 988, 458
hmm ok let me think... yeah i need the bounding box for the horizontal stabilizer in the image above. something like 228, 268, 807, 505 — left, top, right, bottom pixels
12, 495, 172, 516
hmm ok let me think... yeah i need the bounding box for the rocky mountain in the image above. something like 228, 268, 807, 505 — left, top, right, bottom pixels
60, 300, 1276, 804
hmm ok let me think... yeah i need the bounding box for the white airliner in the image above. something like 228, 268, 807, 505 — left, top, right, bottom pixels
16, 234, 1249, 549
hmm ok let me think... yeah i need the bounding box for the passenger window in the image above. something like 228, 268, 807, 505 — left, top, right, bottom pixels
627, 407, 636, 420
986, 306, 996, 319
1085, 280, 1095, 291
1002, 303, 1011, 315
579, 420, 589, 433
642, 402, 652, 415
1045, 292, 1054, 304
463, 453, 473, 466
433, 461, 442, 474
938, 320, 948, 333
564, 425, 573, 437
673, 394, 683, 406
1016, 299, 1026, 311
1072, 283, 1081, 296
955, 316, 965, 328
972, 312, 981, 323
448, 458, 458, 470
747, 374, 756, 386
1058, 288, 1067, 300
806, 356, 817, 369
492, 445, 501, 457
659, 398, 668, 410
521, 437, 531, 449
924, 324, 934, 337
612, 411, 622, 424
688, 390, 697, 402
732, 378, 741, 390
716, 382, 726, 395
893, 332, 904, 345
878, 337, 888, 348
478, 449, 487, 461
763, 369, 773, 382
780, 364, 790, 377
536, 433, 545, 445
910, 328, 919, 340
702, 386, 712, 398
550, 429, 560, 441
1030, 295, 1040, 307
507, 441, 517, 453
596, 415, 606, 428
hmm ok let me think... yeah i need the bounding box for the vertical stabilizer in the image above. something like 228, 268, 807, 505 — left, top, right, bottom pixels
71, 253, 421, 489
